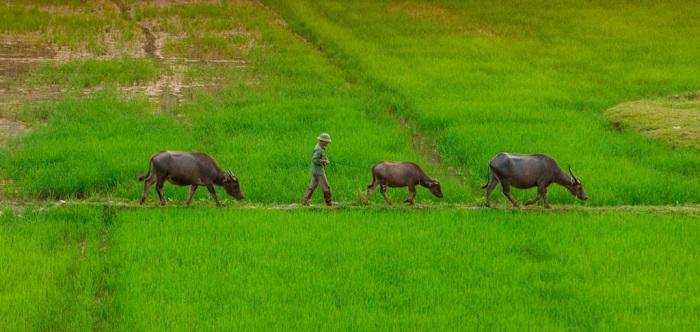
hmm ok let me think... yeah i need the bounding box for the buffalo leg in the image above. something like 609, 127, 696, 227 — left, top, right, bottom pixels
380, 185, 392, 205
404, 186, 417, 205
156, 177, 167, 206
541, 188, 552, 209
205, 184, 221, 207
140, 175, 157, 204
501, 182, 520, 207
365, 179, 379, 204
525, 186, 546, 207
484, 174, 499, 207
186, 185, 198, 205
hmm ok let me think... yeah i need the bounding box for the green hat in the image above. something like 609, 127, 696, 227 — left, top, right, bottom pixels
317, 133, 332, 142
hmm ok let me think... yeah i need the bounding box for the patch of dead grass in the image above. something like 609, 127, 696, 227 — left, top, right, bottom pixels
386, 1, 498, 37
604, 91, 700, 149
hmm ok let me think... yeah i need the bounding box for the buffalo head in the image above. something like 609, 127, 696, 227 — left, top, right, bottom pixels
427, 179, 444, 198
567, 165, 588, 201
223, 169, 245, 200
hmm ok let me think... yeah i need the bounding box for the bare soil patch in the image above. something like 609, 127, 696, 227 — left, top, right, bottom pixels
0, 38, 64, 139
0, 37, 56, 87
0, 1, 256, 122
0, 118, 29, 145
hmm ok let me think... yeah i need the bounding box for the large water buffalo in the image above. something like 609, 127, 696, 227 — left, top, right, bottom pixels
138, 150, 244, 206
481, 153, 587, 208
365, 161, 443, 205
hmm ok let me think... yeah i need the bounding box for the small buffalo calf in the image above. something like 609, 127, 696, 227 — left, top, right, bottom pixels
365, 161, 443, 205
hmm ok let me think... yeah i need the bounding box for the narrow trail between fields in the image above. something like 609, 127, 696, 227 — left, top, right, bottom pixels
3, 199, 699, 217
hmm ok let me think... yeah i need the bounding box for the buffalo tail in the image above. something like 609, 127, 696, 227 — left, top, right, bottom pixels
480, 166, 491, 189
137, 158, 153, 182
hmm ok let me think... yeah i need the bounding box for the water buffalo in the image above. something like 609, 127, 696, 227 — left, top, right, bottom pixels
138, 150, 244, 206
481, 153, 587, 208
365, 161, 443, 205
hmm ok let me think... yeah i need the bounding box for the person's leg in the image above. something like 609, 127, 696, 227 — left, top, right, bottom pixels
303, 176, 319, 205
319, 174, 338, 206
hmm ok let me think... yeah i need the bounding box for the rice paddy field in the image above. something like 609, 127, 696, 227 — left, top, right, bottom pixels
1, 0, 699, 330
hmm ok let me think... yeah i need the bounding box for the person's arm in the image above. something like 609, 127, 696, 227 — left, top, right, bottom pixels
312, 149, 327, 166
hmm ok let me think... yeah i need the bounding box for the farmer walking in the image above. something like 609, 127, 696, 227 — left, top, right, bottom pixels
302, 133, 339, 206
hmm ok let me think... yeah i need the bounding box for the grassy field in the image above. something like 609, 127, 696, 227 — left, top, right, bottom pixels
263, 0, 700, 206
2, 205, 699, 330
2, 0, 699, 206
0, 206, 107, 331
1, 0, 699, 330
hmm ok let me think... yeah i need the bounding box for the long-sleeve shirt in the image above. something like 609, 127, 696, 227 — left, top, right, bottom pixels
310, 143, 327, 175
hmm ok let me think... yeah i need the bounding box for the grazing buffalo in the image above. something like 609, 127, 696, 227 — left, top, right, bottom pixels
138, 150, 244, 206
481, 153, 587, 208
365, 161, 443, 205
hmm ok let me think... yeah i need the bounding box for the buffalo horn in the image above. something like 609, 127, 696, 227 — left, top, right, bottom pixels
568, 165, 579, 183
227, 169, 236, 180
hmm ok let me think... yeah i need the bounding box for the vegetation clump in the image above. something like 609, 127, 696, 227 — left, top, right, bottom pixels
605, 91, 700, 149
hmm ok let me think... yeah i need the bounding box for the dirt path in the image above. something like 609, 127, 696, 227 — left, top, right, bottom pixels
3, 198, 699, 217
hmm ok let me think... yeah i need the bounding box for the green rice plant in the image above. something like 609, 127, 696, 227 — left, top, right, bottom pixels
105, 207, 700, 330
28, 56, 160, 89
0, 206, 106, 330
263, 0, 700, 206
3, 0, 699, 207
3, 90, 188, 199
0, 1, 136, 53
2, 1, 700, 330
2, 0, 464, 206
1, 204, 699, 330
0, 6, 51, 32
